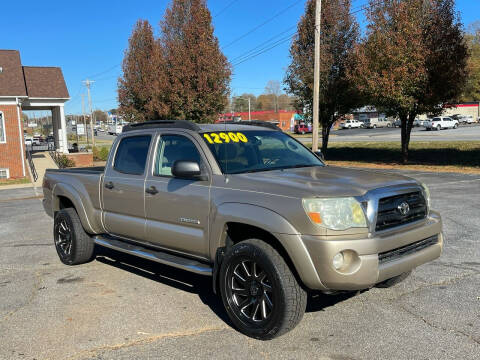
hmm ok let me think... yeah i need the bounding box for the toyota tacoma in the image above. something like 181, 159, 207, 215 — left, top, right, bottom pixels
42, 120, 443, 339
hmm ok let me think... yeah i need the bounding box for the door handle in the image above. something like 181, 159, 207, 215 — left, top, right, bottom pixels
145, 186, 159, 195
104, 181, 114, 190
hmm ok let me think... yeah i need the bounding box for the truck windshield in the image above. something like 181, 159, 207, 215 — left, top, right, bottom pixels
202, 130, 324, 174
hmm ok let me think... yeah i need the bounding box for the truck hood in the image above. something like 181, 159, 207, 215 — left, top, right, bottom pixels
229, 166, 419, 198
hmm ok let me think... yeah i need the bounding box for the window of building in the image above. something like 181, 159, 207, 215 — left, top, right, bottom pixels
0, 112, 6, 143
0, 168, 9, 179
113, 136, 151, 175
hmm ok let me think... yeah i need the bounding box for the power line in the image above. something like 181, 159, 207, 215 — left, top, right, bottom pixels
230, 25, 297, 62
222, 0, 304, 50
86, 63, 121, 80
213, 0, 241, 18
230, 0, 382, 68
232, 32, 298, 67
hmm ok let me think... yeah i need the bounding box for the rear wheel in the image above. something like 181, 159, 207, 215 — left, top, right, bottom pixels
436, 125, 441, 131
54, 208, 95, 265
219, 239, 307, 340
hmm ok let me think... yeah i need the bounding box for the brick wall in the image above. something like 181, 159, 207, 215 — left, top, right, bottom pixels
66, 152, 93, 167
0, 104, 25, 178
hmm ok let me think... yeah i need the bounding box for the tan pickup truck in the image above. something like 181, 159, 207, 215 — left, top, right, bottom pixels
42, 120, 443, 339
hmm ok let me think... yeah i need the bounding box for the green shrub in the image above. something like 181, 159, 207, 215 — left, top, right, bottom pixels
93, 146, 110, 161
57, 155, 76, 168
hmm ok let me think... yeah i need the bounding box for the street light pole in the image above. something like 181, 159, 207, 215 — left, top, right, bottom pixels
312, 0, 321, 152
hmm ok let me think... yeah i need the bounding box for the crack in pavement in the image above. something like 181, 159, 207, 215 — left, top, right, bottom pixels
65, 326, 230, 360
389, 271, 480, 346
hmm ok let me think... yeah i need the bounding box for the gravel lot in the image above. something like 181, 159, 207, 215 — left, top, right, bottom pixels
0, 170, 479, 360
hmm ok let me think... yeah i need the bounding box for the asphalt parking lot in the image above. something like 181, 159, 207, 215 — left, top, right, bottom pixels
0, 170, 479, 360
296, 123, 480, 143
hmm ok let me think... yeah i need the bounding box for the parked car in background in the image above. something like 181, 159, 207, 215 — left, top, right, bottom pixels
294, 123, 311, 134
24, 136, 33, 146
340, 119, 362, 129
459, 115, 475, 124
425, 117, 458, 131
392, 119, 401, 128
363, 118, 393, 129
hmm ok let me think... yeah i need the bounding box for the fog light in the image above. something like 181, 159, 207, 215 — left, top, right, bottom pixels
332, 252, 344, 270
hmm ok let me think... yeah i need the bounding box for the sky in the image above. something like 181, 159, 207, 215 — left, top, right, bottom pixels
2, 0, 479, 116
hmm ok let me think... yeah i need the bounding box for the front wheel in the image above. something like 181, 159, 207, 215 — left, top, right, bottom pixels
219, 239, 307, 340
453, 123, 458, 129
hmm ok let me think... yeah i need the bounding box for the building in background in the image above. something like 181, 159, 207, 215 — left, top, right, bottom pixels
217, 110, 300, 131
0, 50, 69, 179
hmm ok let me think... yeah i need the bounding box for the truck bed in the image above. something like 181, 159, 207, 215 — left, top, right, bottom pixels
46, 166, 105, 174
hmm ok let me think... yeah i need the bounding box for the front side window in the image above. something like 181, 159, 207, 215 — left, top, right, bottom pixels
0, 112, 5, 143
202, 130, 324, 174
154, 135, 202, 176
113, 135, 151, 175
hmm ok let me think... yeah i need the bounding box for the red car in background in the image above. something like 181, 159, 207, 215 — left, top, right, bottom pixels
294, 123, 311, 134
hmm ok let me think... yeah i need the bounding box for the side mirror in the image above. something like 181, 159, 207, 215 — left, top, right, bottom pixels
172, 161, 207, 180
314, 150, 325, 161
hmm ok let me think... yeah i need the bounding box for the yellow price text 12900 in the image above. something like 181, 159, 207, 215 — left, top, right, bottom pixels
203, 132, 248, 144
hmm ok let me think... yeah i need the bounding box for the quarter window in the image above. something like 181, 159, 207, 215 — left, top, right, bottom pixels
0, 112, 5, 143
154, 135, 202, 176
113, 136, 151, 175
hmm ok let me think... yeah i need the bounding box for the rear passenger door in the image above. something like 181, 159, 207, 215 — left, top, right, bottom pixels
144, 132, 211, 258
102, 134, 153, 240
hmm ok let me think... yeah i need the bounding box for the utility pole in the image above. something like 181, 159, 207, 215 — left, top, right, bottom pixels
83, 79, 96, 148
312, 0, 321, 152
248, 97, 251, 121
81, 93, 89, 148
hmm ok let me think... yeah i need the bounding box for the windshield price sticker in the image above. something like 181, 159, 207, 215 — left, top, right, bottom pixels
203, 132, 248, 144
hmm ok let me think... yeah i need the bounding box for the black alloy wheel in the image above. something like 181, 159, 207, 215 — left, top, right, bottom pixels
226, 259, 274, 324
219, 239, 307, 340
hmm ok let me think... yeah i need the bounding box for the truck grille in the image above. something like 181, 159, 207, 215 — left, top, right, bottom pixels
378, 235, 438, 264
376, 191, 427, 231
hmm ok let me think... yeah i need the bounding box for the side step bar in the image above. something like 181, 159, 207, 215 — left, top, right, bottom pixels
93, 235, 212, 276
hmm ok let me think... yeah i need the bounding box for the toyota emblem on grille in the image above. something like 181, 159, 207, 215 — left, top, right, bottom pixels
398, 202, 410, 216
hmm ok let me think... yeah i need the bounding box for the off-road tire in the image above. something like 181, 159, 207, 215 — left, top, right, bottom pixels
219, 239, 307, 340
54, 208, 95, 265
376, 271, 412, 288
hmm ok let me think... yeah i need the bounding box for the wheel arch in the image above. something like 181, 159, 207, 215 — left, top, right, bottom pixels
210, 203, 321, 293
52, 183, 96, 234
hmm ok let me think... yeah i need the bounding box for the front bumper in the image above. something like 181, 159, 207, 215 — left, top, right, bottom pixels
300, 211, 443, 290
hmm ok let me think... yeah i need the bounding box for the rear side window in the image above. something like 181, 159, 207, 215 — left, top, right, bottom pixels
114, 136, 151, 175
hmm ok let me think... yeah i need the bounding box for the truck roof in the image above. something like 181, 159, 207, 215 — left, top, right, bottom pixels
122, 120, 279, 133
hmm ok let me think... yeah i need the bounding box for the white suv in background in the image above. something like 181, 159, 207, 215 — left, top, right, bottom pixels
425, 117, 458, 131
340, 119, 362, 129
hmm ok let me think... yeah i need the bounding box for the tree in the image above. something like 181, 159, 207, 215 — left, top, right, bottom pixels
233, 94, 256, 113
159, 0, 231, 123
461, 22, 480, 102
265, 80, 282, 112
93, 110, 108, 123
351, 0, 468, 163
285, 0, 360, 155
118, 20, 163, 122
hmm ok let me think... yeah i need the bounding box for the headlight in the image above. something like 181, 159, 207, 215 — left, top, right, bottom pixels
302, 197, 367, 230
421, 182, 430, 210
